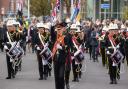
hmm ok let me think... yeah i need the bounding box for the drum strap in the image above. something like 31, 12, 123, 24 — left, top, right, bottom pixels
7, 32, 13, 46
72, 38, 79, 50
109, 36, 117, 52
38, 33, 45, 46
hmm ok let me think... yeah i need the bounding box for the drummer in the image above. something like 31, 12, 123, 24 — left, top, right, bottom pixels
70, 24, 81, 82
41, 23, 52, 79
3, 19, 17, 79
43, 23, 52, 77
35, 22, 46, 80
105, 22, 119, 84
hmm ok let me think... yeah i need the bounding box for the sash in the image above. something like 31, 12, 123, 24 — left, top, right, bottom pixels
108, 36, 117, 52
38, 33, 45, 46
52, 35, 65, 59
72, 37, 79, 50
7, 32, 13, 46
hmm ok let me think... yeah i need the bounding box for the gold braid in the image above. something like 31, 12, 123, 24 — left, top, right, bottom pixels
9, 32, 15, 42
41, 33, 49, 42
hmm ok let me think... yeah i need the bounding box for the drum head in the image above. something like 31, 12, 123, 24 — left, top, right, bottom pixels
111, 50, 124, 64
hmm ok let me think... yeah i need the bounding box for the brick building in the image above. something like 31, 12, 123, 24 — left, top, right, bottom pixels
0, 0, 10, 15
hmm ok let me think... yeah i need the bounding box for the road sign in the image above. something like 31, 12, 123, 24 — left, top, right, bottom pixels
101, 4, 110, 9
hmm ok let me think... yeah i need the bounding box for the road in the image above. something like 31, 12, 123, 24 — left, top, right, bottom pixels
0, 51, 128, 89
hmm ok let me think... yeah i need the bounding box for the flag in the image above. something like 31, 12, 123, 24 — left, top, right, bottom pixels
76, 12, 81, 21
76, 0, 81, 21
52, 7, 57, 17
71, 7, 79, 22
70, 0, 81, 22
17, 0, 24, 11
56, 0, 60, 12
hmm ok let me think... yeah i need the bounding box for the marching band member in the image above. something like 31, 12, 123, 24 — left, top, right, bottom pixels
42, 23, 52, 78
4, 19, 15, 79
0, 22, 4, 52
13, 21, 23, 72
35, 22, 48, 80
3, 19, 23, 79
64, 22, 74, 89
52, 23, 67, 89
124, 21, 128, 66
106, 23, 122, 84
104, 31, 117, 84
99, 24, 109, 66
75, 27, 84, 79
70, 24, 82, 82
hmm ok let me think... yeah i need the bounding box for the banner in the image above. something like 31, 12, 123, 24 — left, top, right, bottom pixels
17, 0, 24, 11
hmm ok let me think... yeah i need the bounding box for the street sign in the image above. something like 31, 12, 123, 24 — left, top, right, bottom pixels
100, 4, 110, 9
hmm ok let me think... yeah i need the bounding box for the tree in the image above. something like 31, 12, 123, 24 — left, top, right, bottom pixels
30, 0, 51, 17
64, 0, 71, 17
122, 6, 128, 20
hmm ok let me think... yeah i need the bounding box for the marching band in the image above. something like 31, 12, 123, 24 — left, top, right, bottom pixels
0, 17, 128, 89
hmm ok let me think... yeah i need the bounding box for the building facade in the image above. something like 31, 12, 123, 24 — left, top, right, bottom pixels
86, 0, 128, 20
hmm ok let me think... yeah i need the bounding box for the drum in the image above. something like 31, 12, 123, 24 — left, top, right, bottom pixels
7, 43, 24, 59
111, 50, 124, 64
74, 50, 84, 63
16, 46, 24, 58
40, 47, 52, 60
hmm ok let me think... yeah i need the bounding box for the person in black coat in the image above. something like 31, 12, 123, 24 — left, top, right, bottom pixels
0, 24, 4, 52
90, 28, 98, 62
64, 27, 74, 89
52, 23, 68, 89
35, 23, 46, 80
30, 25, 37, 53
3, 21, 19, 79
104, 32, 118, 84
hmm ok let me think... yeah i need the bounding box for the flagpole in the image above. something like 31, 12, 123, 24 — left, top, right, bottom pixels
59, 0, 63, 22
28, 0, 30, 19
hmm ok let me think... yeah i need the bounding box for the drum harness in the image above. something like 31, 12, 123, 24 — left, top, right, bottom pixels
72, 38, 85, 72
6, 32, 23, 71
108, 36, 123, 80
38, 33, 52, 69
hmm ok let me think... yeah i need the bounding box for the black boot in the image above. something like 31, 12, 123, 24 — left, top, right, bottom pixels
109, 81, 113, 84
39, 77, 43, 80
6, 76, 11, 79
66, 84, 70, 89
113, 79, 117, 84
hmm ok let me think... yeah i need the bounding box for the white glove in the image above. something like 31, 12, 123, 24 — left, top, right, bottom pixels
4, 45, 8, 50
44, 43, 49, 47
56, 44, 62, 50
10, 58, 13, 62
37, 47, 41, 50
71, 56, 75, 60
107, 51, 110, 55
116, 45, 120, 49
112, 62, 117, 66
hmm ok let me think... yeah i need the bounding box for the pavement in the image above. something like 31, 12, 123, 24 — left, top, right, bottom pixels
0, 50, 128, 89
